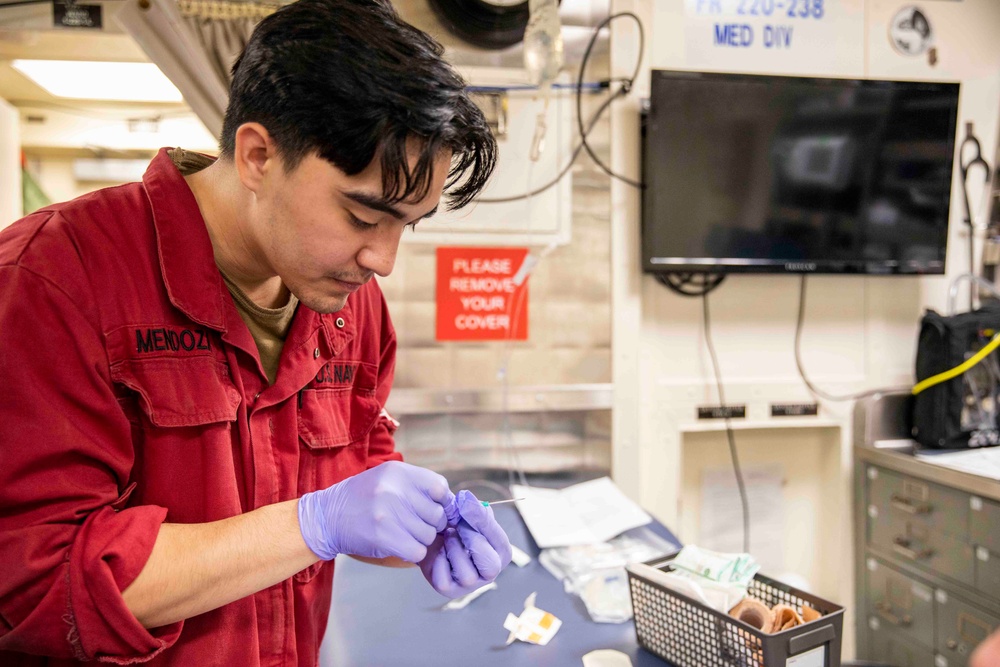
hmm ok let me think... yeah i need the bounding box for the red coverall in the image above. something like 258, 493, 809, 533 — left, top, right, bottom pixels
0, 148, 402, 665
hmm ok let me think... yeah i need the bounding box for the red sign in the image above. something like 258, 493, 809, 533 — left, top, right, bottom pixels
436, 247, 529, 341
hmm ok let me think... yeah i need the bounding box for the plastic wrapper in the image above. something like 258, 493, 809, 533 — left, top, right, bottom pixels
631, 563, 748, 613
670, 545, 759, 586
538, 528, 678, 623
626, 545, 761, 613
504, 592, 562, 645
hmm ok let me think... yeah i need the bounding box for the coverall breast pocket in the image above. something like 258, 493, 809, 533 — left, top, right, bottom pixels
296, 384, 380, 486
297, 360, 380, 448
110, 356, 242, 520
295, 372, 380, 583
111, 356, 240, 429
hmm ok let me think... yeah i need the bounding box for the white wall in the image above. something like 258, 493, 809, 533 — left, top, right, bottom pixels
0, 97, 21, 227
610, 0, 1000, 658
20, 154, 137, 208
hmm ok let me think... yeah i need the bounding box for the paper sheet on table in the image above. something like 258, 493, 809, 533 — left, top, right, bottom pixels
511, 477, 651, 549
915, 446, 1000, 481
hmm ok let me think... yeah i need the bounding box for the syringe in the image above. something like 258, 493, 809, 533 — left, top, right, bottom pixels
480, 498, 524, 507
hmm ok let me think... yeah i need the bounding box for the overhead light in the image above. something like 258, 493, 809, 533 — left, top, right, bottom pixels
11, 60, 183, 103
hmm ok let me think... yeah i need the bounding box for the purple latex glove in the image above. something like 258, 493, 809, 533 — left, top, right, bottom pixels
418, 490, 514, 598
298, 461, 453, 563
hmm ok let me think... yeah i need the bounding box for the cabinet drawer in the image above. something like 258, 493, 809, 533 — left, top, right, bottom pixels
869, 516, 975, 586
867, 466, 969, 541
975, 547, 1000, 602
866, 621, 937, 667
866, 557, 935, 650
970, 495, 1000, 554
935, 589, 1000, 667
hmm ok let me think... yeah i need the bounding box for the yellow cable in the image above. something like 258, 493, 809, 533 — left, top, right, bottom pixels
912, 334, 1000, 395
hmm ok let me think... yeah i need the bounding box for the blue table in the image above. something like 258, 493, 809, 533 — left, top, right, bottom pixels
321, 487, 681, 666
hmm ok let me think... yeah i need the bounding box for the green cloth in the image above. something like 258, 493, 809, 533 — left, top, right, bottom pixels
21, 167, 51, 215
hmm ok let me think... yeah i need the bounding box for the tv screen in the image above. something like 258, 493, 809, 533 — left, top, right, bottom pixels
642, 70, 960, 275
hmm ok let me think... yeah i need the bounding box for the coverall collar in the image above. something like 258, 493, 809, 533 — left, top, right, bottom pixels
142, 147, 229, 332
140, 147, 344, 364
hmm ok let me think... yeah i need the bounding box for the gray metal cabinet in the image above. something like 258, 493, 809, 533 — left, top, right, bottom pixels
868, 508, 976, 587
868, 467, 970, 541
866, 557, 936, 651
974, 547, 1000, 612
854, 394, 1000, 667
908, 530, 975, 588
868, 625, 937, 667
934, 589, 1000, 667
970, 496, 1000, 554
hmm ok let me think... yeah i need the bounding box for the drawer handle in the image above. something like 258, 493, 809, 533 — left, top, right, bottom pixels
892, 537, 934, 561
875, 602, 913, 627
890, 495, 932, 515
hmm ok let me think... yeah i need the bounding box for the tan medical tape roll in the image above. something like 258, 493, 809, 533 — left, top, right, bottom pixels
729, 598, 774, 633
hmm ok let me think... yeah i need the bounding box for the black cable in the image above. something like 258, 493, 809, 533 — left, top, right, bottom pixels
575, 12, 644, 189
968, 175, 975, 307
649, 272, 746, 551
653, 272, 726, 297
795, 275, 910, 401
476, 12, 644, 204
971, 228, 975, 309
476, 91, 620, 204
477, 140, 580, 205
702, 293, 751, 554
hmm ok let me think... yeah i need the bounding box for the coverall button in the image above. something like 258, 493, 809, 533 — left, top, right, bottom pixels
335, 317, 345, 329
313, 347, 320, 358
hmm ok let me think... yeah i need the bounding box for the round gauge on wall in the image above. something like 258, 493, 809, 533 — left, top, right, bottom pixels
889, 5, 933, 56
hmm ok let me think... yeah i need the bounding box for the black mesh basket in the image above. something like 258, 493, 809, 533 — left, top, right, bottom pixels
627, 554, 844, 667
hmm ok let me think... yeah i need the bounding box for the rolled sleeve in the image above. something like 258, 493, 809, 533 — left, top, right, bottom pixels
75, 506, 183, 663
2, 506, 182, 662
0, 264, 181, 661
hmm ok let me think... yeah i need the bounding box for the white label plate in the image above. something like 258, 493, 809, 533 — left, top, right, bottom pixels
787, 645, 825, 667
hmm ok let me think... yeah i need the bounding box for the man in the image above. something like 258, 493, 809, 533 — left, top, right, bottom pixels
0, 0, 511, 663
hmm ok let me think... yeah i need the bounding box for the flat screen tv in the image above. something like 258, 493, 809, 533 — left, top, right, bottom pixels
641, 70, 960, 275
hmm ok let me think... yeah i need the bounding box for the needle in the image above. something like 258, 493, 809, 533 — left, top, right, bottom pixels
481, 498, 524, 507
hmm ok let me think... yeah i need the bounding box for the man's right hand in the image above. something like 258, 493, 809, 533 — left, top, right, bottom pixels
418, 490, 512, 598
297, 461, 454, 563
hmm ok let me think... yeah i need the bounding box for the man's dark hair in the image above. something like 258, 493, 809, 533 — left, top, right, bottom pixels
220, 0, 496, 210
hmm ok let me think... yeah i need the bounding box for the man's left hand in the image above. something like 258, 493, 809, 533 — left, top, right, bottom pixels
418, 490, 513, 598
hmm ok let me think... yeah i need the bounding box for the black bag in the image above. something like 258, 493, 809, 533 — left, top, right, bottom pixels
912, 305, 1000, 449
